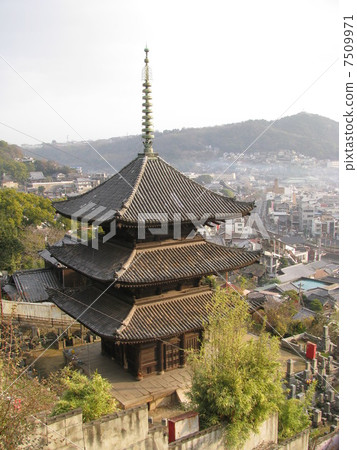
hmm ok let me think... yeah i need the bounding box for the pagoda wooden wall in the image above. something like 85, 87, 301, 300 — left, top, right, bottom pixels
101, 331, 201, 378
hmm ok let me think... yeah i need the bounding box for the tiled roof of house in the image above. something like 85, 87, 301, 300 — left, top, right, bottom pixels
118, 290, 213, 342
48, 237, 260, 285
241, 263, 266, 278
12, 268, 61, 302
292, 307, 316, 321
54, 156, 254, 226
246, 292, 267, 312
277, 261, 328, 283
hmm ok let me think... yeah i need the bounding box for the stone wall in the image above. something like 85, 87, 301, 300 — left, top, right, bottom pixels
312, 430, 339, 450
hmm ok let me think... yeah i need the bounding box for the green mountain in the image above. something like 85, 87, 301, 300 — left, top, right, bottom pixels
24, 112, 338, 173
0, 140, 75, 183
0, 140, 29, 183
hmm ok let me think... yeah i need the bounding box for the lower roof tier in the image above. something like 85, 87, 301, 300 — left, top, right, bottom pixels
48, 285, 263, 343
48, 236, 260, 286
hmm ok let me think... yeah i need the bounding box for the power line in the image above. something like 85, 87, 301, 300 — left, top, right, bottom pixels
0, 279, 117, 397
0, 120, 85, 164
0, 53, 119, 174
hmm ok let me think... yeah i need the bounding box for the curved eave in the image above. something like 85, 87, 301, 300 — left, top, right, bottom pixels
115, 325, 204, 344
115, 255, 260, 288
54, 203, 255, 228
115, 204, 255, 227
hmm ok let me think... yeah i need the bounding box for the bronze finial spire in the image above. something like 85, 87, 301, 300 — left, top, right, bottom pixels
141, 47, 155, 155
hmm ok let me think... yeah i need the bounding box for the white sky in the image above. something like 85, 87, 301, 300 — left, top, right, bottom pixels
0, 0, 339, 146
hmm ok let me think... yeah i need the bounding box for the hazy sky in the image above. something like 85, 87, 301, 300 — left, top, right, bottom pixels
0, 0, 338, 146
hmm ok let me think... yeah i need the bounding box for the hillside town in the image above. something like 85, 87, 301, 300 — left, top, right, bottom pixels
1, 158, 109, 198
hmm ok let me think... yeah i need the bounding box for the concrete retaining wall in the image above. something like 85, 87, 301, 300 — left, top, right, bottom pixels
278, 428, 310, 450
169, 425, 225, 450
244, 412, 278, 449
83, 406, 148, 450
1, 299, 74, 327
169, 413, 279, 450
31, 406, 151, 449
29, 405, 314, 450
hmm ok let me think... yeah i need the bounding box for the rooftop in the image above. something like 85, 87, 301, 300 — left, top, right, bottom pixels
48, 286, 213, 342
48, 284, 265, 342
48, 236, 260, 285
292, 307, 316, 321
277, 260, 330, 283
9, 268, 61, 302
54, 156, 254, 226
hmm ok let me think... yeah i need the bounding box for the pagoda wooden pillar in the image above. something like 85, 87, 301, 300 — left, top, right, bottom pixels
123, 344, 128, 370
157, 341, 164, 374
179, 334, 185, 368
136, 344, 143, 380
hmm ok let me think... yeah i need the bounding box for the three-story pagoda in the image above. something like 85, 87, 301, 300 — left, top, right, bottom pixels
47, 49, 259, 378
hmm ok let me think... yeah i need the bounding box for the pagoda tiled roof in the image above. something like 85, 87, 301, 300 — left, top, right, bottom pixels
48, 237, 260, 285
48, 239, 132, 282
47, 286, 213, 341
118, 240, 260, 286
54, 155, 254, 226
48, 284, 267, 342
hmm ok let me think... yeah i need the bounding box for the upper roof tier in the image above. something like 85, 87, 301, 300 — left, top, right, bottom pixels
54, 155, 254, 226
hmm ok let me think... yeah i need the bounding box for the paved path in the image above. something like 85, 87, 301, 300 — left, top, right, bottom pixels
67, 342, 191, 410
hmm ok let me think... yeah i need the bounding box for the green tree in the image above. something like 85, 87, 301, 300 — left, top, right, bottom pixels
203, 275, 218, 289
258, 276, 281, 287
0, 140, 29, 183
279, 257, 289, 269
0, 319, 57, 448
0, 189, 68, 271
282, 290, 300, 304
263, 297, 298, 337
193, 174, 213, 185
189, 288, 284, 448
306, 312, 338, 345
287, 319, 309, 336
308, 299, 323, 312
234, 275, 256, 291
278, 382, 315, 440
51, 367, 116, 422
221, 187, 235, 198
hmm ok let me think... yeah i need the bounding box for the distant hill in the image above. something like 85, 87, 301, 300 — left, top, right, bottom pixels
0, 140, 29, 183
0, 140, 75, 183
24, 113, 338, 173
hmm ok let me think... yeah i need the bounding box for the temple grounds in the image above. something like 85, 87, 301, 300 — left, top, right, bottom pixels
65, 338, 305, 410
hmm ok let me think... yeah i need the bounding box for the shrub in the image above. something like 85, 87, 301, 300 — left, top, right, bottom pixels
51, 367, 116, 422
